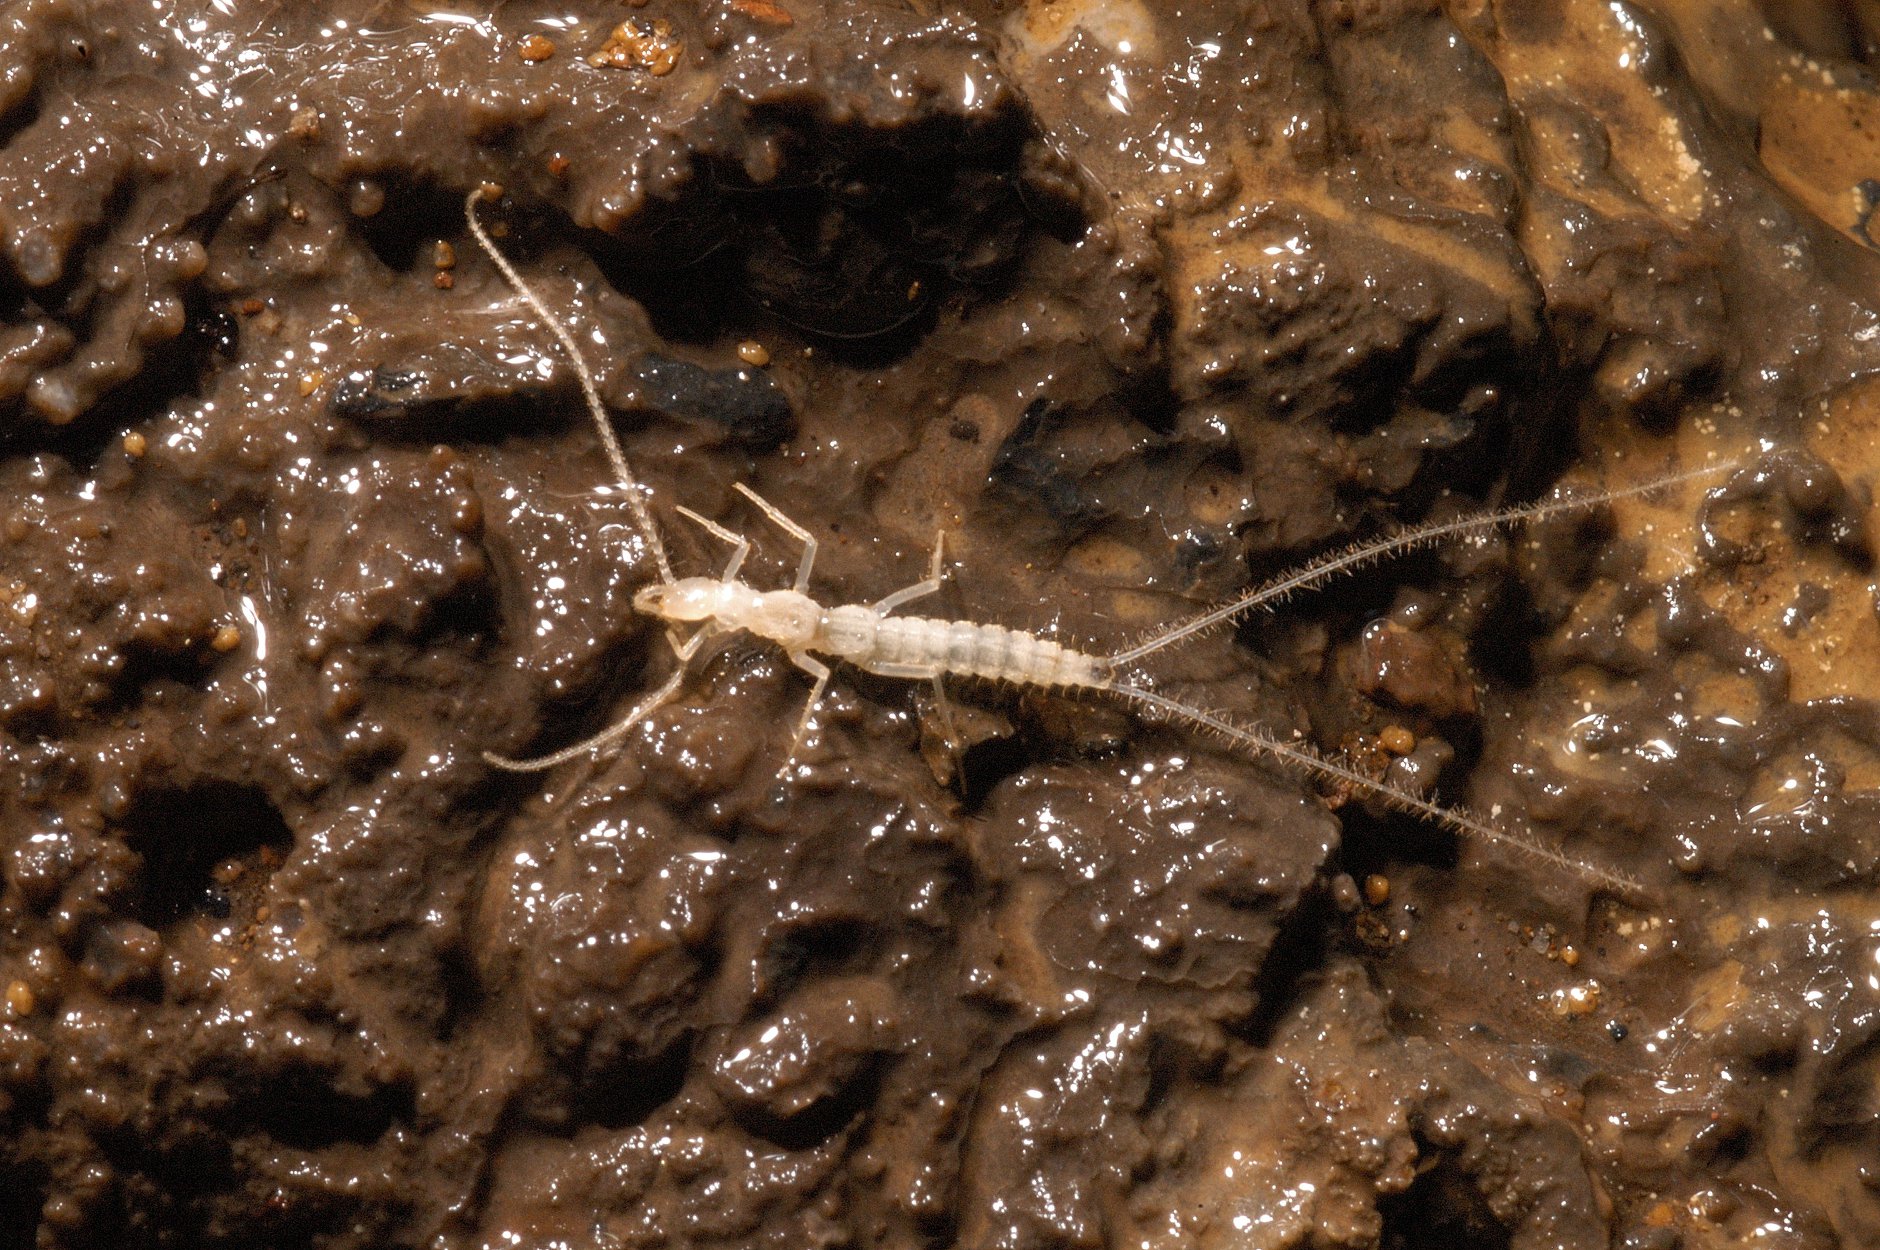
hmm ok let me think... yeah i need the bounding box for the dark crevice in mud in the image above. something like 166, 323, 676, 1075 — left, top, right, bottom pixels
0, 276, 231, 470
989, 399, 1111, 531
732, 1053, 887, 1151
581, 1033, 695, 1133
0, 78, 42, 159
0, 1162, 45, 1250
433, 937, 486, 1045
1232, 890, 1335, 1050
333, 378, 590, 458
357, 178, 471, 275
1377, 1144, 1513, 1250
955, 721, 1039, 811
396, 579, 501, 651
757, 919, 874, 1006
1116, 368, 1181, 438
633, 352, 796, 451
94, 637, 221, 720
578, 112, 1081, 360
240, 1067, 416, 1151
1337, 806, 1467, 887
1469, 576, 1544, 691
121, 782, 293, 930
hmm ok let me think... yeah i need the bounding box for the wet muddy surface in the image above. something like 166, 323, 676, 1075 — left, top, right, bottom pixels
6, 0, 1880, 1246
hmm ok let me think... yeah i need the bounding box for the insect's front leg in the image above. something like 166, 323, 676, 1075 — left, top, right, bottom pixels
673, 504, 750, 581
734, 483, 819, 592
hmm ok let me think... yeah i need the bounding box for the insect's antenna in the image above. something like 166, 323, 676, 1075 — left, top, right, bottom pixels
1109, 681, 1642, 895
464, 187, 675, 585
483, 667, 688, 773
1102, 459, 1737, 670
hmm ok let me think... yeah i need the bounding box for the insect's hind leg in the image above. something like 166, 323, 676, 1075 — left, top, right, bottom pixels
873, 531, 946, 615
733, 483, 818, 592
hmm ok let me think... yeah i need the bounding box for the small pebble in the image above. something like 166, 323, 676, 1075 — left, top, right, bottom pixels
434, 271, 454, 290
1560, 944, 1580, 967
517, 33, 556, 61
590, 19, 682, 74
730, 0, 795, 24
211, 624, 243, 652
1362, 873, 1390, 906
122, 431, 147, 458
1380, 725, 1416, 755
433, 239, 456, 270
547, 154, 570, 177
240, 298, 265, 316
298, 369, 325, 396
1551, 981, 1602, 1016
737, 340, 771, 366
4, 980, 34, 1018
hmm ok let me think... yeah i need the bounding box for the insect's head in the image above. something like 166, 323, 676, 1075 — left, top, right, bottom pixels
634, 577, 720, 622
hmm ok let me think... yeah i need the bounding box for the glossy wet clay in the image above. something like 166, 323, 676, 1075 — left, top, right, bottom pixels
6, 1, 1880, 1247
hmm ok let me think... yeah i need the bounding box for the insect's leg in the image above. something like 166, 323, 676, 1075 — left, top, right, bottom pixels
733, 482, 818, 592
780, 652, 833, 771
484, 667, 687, 773
872, 531, 947, 615
858, 659, 938, 680
674, 504, 750, 581
671, 623, 716, 661
929, 675, 964, 767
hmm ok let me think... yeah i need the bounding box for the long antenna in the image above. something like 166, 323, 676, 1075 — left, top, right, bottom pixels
464, 187, 674, 584
1103, 459, 1736, 669
1110, 681, 1641, 894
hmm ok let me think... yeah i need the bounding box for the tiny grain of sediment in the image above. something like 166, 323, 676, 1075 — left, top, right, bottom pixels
4, 3, 1880, 1248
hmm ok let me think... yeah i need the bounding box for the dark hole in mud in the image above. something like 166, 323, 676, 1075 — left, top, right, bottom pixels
581, 1032, 695, 1132
1378, 1146, 1512, 1250
433, 937, 484, 1044
1469, 576, 1543, 690
0, 77, 39, 160
0, 1163, 44, 1250
120, 782, 292, 930
956, 724, 1038, 810
1234, 891, 1335, 1050
577, 110, 1073, 359
96, 638, 219, 716
411, 577, 500, 649
240, 1066, 416, 1151
758, 919, 873, 1002
732, 1052, 887, 1151
357, 179, 468, 274
85, 1117, 236, 1250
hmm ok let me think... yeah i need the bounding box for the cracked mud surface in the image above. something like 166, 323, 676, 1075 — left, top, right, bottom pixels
6, 1, 1880, 1247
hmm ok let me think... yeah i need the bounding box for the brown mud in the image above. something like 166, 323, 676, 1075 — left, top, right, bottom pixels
5, 1, 1880, 1247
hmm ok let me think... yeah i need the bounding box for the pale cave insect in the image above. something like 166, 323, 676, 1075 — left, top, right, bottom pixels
465, 188, 1725, 891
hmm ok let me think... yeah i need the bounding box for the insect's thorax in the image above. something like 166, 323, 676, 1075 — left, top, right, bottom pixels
721, 583, 822, 650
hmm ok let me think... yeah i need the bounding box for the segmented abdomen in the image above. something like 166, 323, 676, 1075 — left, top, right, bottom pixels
823, 610, 1104, 690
